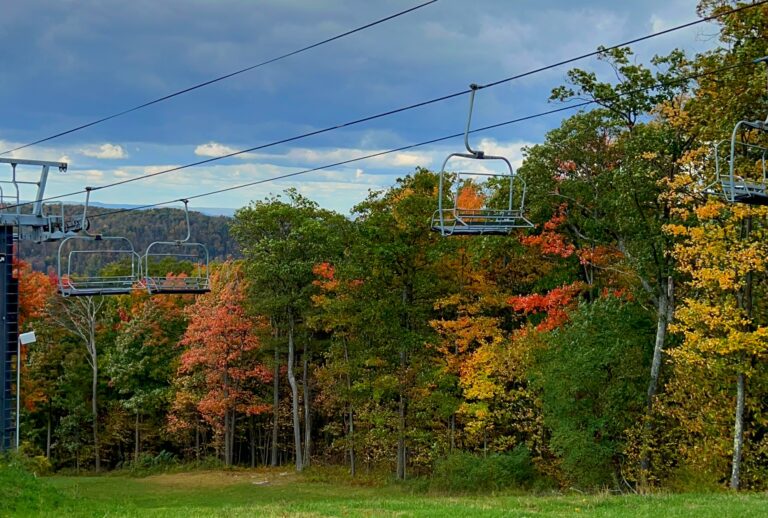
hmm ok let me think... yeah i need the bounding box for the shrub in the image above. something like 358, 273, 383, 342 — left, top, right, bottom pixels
430, 446, 538, 493
123, 450, 179, 475
14, 442, 53, 476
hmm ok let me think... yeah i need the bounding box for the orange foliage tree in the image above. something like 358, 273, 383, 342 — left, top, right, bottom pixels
15, 256, 54, 328
169, 262, 272, 465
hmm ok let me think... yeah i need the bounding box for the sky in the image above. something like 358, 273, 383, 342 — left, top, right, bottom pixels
0, 0, 723, 217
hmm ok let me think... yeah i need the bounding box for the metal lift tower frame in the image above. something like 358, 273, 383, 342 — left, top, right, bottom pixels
0, 157, 80, 451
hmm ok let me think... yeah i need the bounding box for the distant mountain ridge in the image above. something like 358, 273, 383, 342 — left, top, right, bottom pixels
72, 201, 237, 218
19, 204, 240, 272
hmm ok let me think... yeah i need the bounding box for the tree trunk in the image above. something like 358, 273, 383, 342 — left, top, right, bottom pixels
450, 414, 455, 453
730, 372, 746, 490
46, 405, 52, 459
90, 335, 100, 472
343, 340, 355, 477
48, 296, 105, 472
302, 341, 311, 467
287, 312, 303, 472
732, 216, 753, 490
271, 330, 280, 467
224, 407, 231, 465
223, 367, 232, 466
134, 410, 140, 462
250, 415, 256, 468
348, 408, 356, 477
396, 282, 411, 481
229, 409, 236, 466
396, 349, 406, 481
195, 419, 200, 460
640, 276, 674, 480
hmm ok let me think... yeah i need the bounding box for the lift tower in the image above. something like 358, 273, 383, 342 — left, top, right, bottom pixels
0, 157, 81, 450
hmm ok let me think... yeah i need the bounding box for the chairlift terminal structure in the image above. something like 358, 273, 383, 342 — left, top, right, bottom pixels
0, 157, 84, 451
0, 159, 210, 451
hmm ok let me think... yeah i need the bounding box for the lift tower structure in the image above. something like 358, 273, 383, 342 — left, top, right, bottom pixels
0, 157, 82, 450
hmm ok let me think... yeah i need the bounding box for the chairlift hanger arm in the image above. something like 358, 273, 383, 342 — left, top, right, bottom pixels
179, 199, 191, 243
80, 187, 101, 239
464, 85, 485, 158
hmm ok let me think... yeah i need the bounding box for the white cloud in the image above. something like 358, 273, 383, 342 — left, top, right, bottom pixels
194, 141, 253, 159
81, 143, 127, 159
193, 141, 435, 170
70, 169, 105, 183
36, 136, 536, 216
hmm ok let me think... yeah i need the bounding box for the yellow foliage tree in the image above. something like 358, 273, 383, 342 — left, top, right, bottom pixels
666, 200, 768, 488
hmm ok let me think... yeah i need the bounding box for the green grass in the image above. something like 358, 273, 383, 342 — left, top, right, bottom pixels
0, 461, 74, 516
5, 467, 767, 517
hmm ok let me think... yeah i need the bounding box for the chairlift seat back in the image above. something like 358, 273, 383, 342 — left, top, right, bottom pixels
710, 120, 768, 205
57, 235, 142, 296
432, 152, 533, 236
142, 240, 210, 295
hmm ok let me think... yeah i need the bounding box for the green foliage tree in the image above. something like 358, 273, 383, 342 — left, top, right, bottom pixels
231, 189, 348, 471
531, 297, 654, 488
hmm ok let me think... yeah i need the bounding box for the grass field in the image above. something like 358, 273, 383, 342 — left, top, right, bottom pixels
5, 467, 768, 517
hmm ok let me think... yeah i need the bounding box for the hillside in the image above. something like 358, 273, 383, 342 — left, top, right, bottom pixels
19, 205, 240, 272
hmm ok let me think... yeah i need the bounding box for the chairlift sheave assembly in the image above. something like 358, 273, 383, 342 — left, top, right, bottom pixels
141, 199, 210, 295
57, 188, 143, 297
707, 56, 768, 206
0, 158, 82, 243
431, 84, 533, 236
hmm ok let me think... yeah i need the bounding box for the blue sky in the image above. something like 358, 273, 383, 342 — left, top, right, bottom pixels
0, 0, 720, 215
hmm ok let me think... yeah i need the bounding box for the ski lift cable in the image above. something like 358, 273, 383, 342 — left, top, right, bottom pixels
0, 0, 440, 156
4, 2, 765, 213
5, 0, 758, 158
85, 60, 753, 221
475, 0, 768, 91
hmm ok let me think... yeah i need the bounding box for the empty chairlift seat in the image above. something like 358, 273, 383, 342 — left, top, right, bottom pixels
141, 200, 210, 295
431, 84, 533, 236
57, 188, 142, 296
58, 235, 142, 296
709, 120, 768, 206
706, 57, 768, 206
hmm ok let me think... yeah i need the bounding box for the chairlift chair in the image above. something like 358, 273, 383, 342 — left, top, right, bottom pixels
707, 57, 768, 205
141, 200, 210, 295
57, 188, 142, 297
431, 84, 533, 236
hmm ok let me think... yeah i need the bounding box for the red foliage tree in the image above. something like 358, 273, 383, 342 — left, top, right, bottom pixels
170, 262, 271, 464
